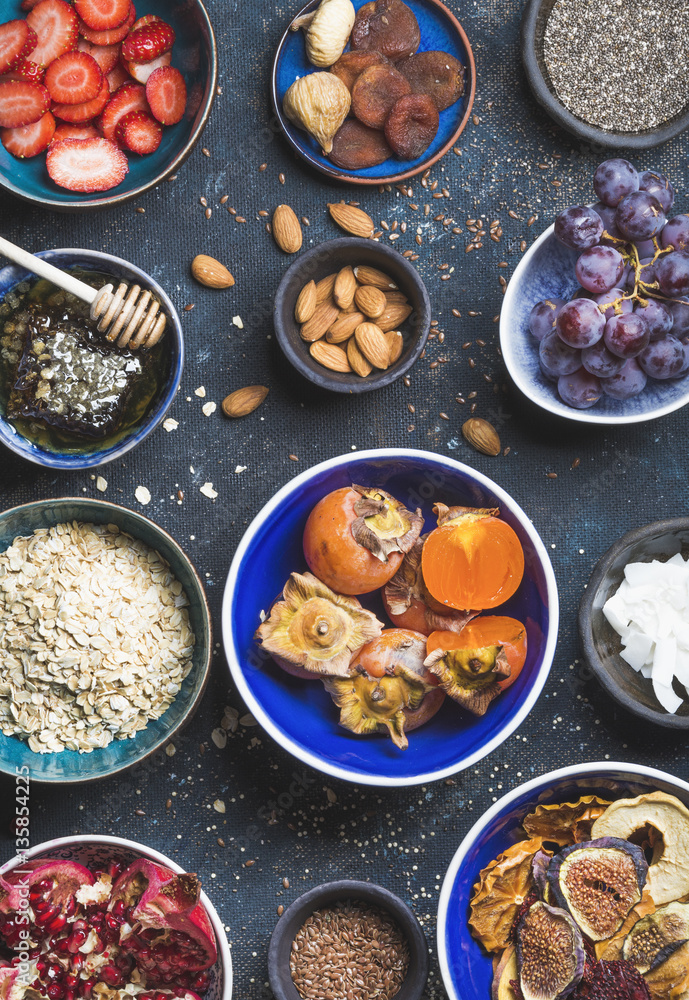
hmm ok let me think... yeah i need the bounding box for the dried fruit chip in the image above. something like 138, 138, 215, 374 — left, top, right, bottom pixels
330, 118, 392, 169
595, 891, 656, 962
622, 902, 689, 974
516, 901, 585, 1000
522, 795, 612, 846
642, 940, 689, 999
330, 49, 389, 92
351, 62, 411, 130
397, 50, 466, 110
469, 837, 545, 954
384, 93, 439, 160
351, 0, 421, 61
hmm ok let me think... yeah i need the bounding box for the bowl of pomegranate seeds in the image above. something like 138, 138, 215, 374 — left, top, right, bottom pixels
0, 836, 232, 1000
0, 0, 217, 210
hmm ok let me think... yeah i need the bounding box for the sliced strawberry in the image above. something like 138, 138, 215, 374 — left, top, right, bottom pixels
53, 120, 99, 140
52, 74, 109, 122
114, 108, 160, 153
121, 20, 174, 63
10, 58, 45, 84
1, 109, 55, 156
97, 80, 146, 138
130, 14, 161, 31
20, 0, 44, 10
27, 0, 78, 68
74, 0, 130, 32
45, 50, 102, 104
77, 38, 119, 75
124, 50, 170, 85
0, 21, 38, 75
77, 3, 134, 45
145, 65, 185, 125
106, 61, 129, 90
46, 135, 128, 191
0, 79, 49, 128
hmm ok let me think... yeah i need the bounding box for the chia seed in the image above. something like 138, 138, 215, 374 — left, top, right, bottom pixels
543, 0, 689, 132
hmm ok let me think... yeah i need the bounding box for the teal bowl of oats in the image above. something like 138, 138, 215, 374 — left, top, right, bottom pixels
0, 497, 211, 782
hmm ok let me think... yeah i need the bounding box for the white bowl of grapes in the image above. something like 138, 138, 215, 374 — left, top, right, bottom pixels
501, 157, 689, 423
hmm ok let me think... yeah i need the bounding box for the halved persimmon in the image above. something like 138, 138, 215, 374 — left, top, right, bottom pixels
421, 504, 524, 611
426, 616, 527, 692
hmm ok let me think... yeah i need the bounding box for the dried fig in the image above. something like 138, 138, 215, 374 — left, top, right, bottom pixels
330, 119, 392, 169
352, 63, 411, 130
351, 0, 421, 61
384, 93, 439, 160
330, 50, 389, 92
397, 50, 466, 111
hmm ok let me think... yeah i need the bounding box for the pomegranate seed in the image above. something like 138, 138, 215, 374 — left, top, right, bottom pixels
64, 991, 76, 1000
47, 985, 64, 1000
81, 977, 97, 998
65, 897, 76, 917
33, 900, 51, 914
36, 961, 47, 975
64, 975, 78, 989
191, 973, 210, 992
99, 966, 123, 988
36, 906, 60, 927
36, 879, 54, 892
107, 862, 122, 879
47, 914, 68, 934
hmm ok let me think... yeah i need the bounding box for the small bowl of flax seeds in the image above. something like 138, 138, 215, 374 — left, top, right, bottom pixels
269, 880, 429, 1000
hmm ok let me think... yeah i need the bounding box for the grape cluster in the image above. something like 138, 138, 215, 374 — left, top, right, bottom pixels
529, 158, 689, 409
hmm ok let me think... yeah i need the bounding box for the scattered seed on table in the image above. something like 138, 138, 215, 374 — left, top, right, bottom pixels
430, 361, 439, 369
205, 208, 212, 219
259, 162, 267, 171
228, 206, 236, 214
440, 412, 449, 420
289, 454, 299, 462
468, 391, 477, 399
200, 196, 208, 206
521, 240, 527, 251
136, 207, 145, 214
572, 457, 581, 469
302, 217, 310, 226
403, 376, 411, 387
218, 838, 225, 847
184, 304, 195, 311
277, 905, 284, 916
220, 195, 229, 204
470, 402, 477, 413
407, 424, 415, 432
166, 799, 172, 809
547, 472, 558, 479
135, 809, 145, 816
407, 403, 415, 413
279, 173, 286, 184
283, 877, 290, 888
202, 147, 210, 157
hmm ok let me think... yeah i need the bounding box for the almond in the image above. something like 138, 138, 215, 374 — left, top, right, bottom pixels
327, 202, 375, 238
316, 273, 338, 302
272, 204, 303, 254
310, 341, 351, 372
384, 290, 409, 304
347, 337, 373, 377
295, 280, 317, 323
385, 330, 404, 364
353, 265, 397, 290
377, 301, 413, 332
334, 266, 357, 309
191, 254, 235, 289
326, 311, 365, 343
355, 322, 389, 369
222, 385, 268, 418
300, 301, 339, 342
462, 418, 501, 457
355, 284, 386, 319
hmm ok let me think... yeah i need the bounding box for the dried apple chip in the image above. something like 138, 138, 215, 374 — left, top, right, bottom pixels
469, 837, 545, 953
522, 795, 612, 846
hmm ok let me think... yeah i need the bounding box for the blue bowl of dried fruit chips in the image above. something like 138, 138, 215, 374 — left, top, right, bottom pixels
272, 0, 476, 185
0, 496, 211, 782
0, 0, 217, 211
0, 247, 183, 469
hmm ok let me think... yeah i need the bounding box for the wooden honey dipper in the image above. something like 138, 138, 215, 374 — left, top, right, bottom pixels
0, 237, 167, 349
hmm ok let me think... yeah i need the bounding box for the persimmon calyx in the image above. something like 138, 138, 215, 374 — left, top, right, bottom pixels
433, 503, 500, 527
424, 644, 511, 715
324, 664, 431, 750
384, 537, 479, 631
255, 571, 382, 677
351, 484, 424, 563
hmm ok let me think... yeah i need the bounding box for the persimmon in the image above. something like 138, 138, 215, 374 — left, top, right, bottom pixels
422, 504, 524, 611
426, 616, 527, 692
303, 485, 423, 595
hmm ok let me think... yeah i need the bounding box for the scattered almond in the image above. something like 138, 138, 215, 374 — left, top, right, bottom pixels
273, 204, 303, 254
315, 273, 338, 302
462, 418, 501, 456
222, 385, 269, 418
354, 265, 396, 290
347, 336, 373, 377
300, 301, 339, 342
385, 330, 404, 364
355, 322, 389, 369
355, 284, 386, 320
327, 202, 375, 238
191, 254, 235, 289
295, 280, 317, 323
326, 311, 365, 343
333, 266, 357, 309
310, 340, 352, 372
377, 301, 413, 332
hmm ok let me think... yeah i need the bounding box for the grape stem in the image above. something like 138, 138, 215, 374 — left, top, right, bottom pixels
597, 232, 682, 314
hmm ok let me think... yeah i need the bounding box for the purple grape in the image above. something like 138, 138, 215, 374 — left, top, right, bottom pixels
670, 298, 689, 336
593, 202, 624, 247
678, 340, 689, 376
656, 250, 689, 297
557, 369, 602, 409
554, 205, 603, 250
634, 257, 659, 292
595, 288, 632, 320
634, 238, 657, 257
575, 246, 624, 293
638, 170, 675, 214
615, 192, 666, 241
593, 159, 639, 207
660, 214, 689, 250
634, 298, 673, 341
529, 298, 566, 341
556, 298, 605, 348
581, 340, 625, 377
604, 312, 650, 358
638, 335, 685, 379
601, 359, 648, 399
539, 330, 582, 376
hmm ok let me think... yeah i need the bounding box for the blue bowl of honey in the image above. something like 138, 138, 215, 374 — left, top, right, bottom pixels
0, 248, 183, 470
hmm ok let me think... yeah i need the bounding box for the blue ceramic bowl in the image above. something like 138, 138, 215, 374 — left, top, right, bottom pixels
437, 761, 689, 1000
0, 0, 217, 211
500, 223, 689, 425
222, 449, 559, 787
0, 248, 183, 469
0, 497, 211, 782
272, 0, 476, 185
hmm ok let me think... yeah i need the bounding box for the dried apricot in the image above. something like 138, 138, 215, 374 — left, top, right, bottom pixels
351, 0, 421, 62
330, 50, 389, 93
397, 50, 466, 111
352, 63, 411, 130
384, 93, 439, 160
330, 119, 392, 169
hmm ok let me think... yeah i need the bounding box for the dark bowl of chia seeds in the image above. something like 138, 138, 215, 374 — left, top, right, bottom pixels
269, 880, 429, 1000
521, 0, 689, 149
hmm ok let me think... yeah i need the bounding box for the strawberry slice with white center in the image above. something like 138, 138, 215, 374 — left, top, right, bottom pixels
1, 109, 55, 156
121, 19, 175, 63
114, 108, 161, 153
46, 135, 128, 191
77, 38, 120, 75
52, 74, 109, 122
124, 50, 171, 85
106, 61, 130, 90
45, 50, 102, 104
9, 58, 45, 84
77, 3, 135, 46
53, 121, 99, 140
0, 79, 50, 128
98, 80, 147, 139
27, 0, 78, 68
0, 20, 38, 75
145, 65, 186, 125
74, 0, 130, 32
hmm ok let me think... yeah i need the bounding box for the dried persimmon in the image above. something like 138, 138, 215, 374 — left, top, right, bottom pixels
330, 50, 389, 93
330, 119, 392, 169
397, 50, 466, 111
351, 63, 411, 130
384, 93, 439, 160
351, 0, 420, 62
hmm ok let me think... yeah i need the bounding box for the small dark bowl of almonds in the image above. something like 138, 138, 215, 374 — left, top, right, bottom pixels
273, 236, 431, 393
269, 879, 429, 1000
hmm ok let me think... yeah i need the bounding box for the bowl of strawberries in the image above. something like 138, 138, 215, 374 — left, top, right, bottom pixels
0, 0, 217, 209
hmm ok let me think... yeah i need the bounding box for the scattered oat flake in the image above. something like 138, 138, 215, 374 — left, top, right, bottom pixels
200, 483, 218, 500
96, 476, 107, 492
202, 402, 217, 417
235, 465, 247, 474
194, 386, 206, 398
135, 486, 151, 505
240, 713, 257, 727
211, 728, 227, 749
165, 743, 176, 757
213, 799, 226, 813
163, 418, 179, 432
232, 316, 244, 329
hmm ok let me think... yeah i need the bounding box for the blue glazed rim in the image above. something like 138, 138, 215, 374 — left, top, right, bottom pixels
221, 449, 559, 787
0, 248, 183, 469
271, 0, 476, 186
436, 761, 689, 1000
0, 496, 212, 782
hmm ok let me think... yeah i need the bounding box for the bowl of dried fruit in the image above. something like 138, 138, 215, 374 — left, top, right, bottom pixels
0, 0, 217, 210
0, 496, 211, 782
0, 834, 232, 1000
0, 248, 183, 469
272, 0, 475, 185
222, 449, 558, 787
437, 760, 689, 1000
273, 237, 431, 391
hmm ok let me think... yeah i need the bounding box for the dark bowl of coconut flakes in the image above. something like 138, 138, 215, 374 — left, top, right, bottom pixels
521, 0, 689, 149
